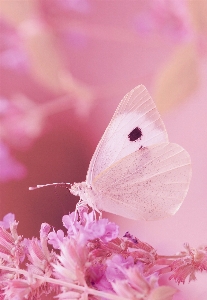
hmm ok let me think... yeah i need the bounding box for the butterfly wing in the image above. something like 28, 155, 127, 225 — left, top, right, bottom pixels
86, 85, 168, 185
91, 143, 192, 221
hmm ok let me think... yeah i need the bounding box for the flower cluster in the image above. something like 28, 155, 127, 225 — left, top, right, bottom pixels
0, 209, 206, 300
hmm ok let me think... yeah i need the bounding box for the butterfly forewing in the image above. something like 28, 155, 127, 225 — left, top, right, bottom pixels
86, 85, 168, 185
92, 143, 192, 221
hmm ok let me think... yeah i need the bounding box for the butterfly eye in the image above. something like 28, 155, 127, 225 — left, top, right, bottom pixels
128, 127, 142, 142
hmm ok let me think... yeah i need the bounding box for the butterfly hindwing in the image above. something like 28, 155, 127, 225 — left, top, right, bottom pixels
92, 143, 192, 220
86, 85, 168, 185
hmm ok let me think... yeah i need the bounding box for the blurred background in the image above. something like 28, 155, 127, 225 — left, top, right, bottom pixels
0, 1, 207, 299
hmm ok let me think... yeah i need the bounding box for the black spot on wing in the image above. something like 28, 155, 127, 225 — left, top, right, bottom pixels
128, 127, 142, 142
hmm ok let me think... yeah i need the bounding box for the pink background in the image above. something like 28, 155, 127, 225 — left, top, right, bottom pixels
0, 1, 207, 299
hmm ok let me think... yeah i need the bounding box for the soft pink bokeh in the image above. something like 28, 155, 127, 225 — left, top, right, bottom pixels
0, 1, 207, 299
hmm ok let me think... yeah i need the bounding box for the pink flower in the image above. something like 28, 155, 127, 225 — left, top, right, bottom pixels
169, 244, 207, 284
79, 217, 119, 244
62, 211, 79, 236
3, 279, 33, 300
56, 290, 89, 300
26, 238, 54, 276
0, 221, 25, 266
61, 209, 119, 245
105, 254, 134, 282
112, 266, 177, 300
3, 275, 54, 300
48, 229, 65, 249
26, 223, 56, 280
53, 237, 90, 299
0, 213, 15, 229
0, 208, 206, 299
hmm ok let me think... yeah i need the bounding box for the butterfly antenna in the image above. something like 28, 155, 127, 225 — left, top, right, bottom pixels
29, 182, 71, 190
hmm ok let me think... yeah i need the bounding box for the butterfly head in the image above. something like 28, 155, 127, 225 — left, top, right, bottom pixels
70, 181, 96, 207
70, 182, 87, 196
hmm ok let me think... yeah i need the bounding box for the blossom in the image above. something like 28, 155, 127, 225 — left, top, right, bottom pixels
168, 244, 207, 284
53, 237, 88, 284
48, 229, 65, 249
78, 215, 119, 244
4, 279, 32, 300
0, 220, 25, 267
60, 209, 119, 245
111, 266, 177, 300
0, 213, 15, 230
0, 210, 206, 299
0, 217, 56, 299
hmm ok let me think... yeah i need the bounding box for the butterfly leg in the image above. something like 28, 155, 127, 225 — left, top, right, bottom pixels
91, 204, 102, 220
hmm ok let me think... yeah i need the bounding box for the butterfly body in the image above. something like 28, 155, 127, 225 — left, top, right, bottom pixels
70, 181, 96, 210
70, 85, 192, 221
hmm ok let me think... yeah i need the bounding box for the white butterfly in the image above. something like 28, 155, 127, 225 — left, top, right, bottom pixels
70, 85, 192, 220
31, 85, 192, 221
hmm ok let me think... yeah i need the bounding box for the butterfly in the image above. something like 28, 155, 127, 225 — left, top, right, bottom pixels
30, 85, 192, 221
